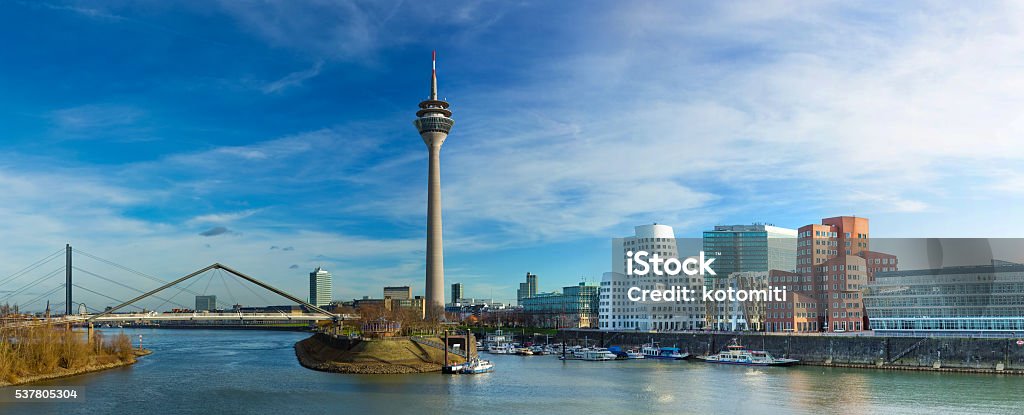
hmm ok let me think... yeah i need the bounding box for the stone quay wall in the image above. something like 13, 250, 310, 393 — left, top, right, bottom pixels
558, 330, 1024, 372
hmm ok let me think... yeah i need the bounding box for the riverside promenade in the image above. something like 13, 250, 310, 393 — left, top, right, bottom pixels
559, 329, 1024, 373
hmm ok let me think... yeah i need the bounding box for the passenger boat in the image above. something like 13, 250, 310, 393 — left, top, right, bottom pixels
641, 343, 688, 360
488, 344, 515, 354
514, 347, 534, 356
580, 348, 617, 361
460, 358, 494, 374
625, 349, 645, 359
695, 342, 799, 366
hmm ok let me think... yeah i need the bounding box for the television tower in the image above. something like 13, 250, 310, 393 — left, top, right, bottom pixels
413, 51, 454, 313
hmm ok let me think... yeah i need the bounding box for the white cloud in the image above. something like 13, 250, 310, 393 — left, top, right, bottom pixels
261, 60, 324, 94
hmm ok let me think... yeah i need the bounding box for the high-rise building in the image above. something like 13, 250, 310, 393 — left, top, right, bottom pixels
702, 224, 797, 274
599, 223, 706, 331
517, 273, 538, 305
309, 267, 333, 308
451, 283, 464, 303
195, 295, 217, 312
384, 286, 412, 300
413, 51, 455, 312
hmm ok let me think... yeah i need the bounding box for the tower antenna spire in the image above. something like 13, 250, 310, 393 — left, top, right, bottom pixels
430, 50, 438, 100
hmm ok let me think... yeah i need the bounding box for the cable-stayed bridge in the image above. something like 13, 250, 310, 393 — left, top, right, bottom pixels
0, 245, 353, 329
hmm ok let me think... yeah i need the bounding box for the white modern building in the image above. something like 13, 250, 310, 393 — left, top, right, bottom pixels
600, 223, 707, 331
309, 267, 333, 308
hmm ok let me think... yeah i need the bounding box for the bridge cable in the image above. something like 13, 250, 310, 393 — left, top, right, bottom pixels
217, 269, 239, 310
71, 267, 189, 310
72, 284, 147, 311
74, 249, 238, 309
0, 266, 66, 303
19, 284, 67, 311
0, 248, 64, 287
228, 271, 290, 317
73, 249, 179, 286
151, 270, 208, 312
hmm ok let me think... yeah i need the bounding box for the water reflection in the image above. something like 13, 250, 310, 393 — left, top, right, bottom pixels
0, 329, 1020, 415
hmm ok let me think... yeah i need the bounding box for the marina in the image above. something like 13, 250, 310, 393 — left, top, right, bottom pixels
5, 329, 1023, 415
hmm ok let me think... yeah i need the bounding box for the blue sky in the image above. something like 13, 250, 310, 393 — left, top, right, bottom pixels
2, 1, 1024, 311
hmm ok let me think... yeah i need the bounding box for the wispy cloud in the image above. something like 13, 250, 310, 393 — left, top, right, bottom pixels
261, 60, 324, 94
48, 104, 153, 141
187, 209, 262, 226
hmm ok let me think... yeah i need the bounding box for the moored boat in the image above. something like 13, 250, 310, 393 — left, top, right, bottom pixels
460, 358, 494, 374
695, 342, 799, 366
641, 343, 689, 360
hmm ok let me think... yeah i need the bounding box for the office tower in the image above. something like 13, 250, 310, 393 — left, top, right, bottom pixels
517, 273, 538, 305
309, 267, 333, 308
451, 283, 463, 303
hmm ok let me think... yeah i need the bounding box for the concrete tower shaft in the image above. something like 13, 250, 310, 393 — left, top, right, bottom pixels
413, 51, 454, 313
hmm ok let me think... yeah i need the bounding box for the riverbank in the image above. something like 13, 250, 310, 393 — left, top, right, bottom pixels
0, 326, 146, 386
0, 349, 151, 387
560, 330, 1024, 374
294, 333, 464, 374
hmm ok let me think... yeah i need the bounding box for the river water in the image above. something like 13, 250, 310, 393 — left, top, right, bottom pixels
2, 329, 1022, 414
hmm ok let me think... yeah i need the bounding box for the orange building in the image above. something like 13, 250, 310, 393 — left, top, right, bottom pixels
856, 250, 899, 283
789, 216, 880, 333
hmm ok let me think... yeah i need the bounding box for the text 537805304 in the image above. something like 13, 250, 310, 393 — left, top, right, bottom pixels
1, 388, 83, 402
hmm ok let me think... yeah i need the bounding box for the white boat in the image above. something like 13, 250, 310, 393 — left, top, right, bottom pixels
641, 343, 688, 360
577, 348, 616, 361
696, 342, 799, 366
487, 344, 513, 354
514, 347, 534, 356
461, 358, 494, 374
625, 349, 645, 359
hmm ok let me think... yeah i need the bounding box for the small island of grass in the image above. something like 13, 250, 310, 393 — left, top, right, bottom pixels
0, 325, 147, 387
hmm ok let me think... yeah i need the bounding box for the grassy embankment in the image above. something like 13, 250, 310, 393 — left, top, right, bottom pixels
0, 326, 144, 386
295, 335, 465, 374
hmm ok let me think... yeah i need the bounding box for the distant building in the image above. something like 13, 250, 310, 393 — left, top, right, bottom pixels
237, 305, 305, 315
451, 283, 464, 303
195, 295, 217, 311
864, 262, 1024, 337
521, 282, 600, 328
516, 273, 537, 305
384, 286, 412, 300
353, 295, 425, 319
309, 267, 333, 307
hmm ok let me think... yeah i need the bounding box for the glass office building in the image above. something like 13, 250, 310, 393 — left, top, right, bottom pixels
703, 224, 797, 275
864, 263, 1024, 337
522, 282, 600, 328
